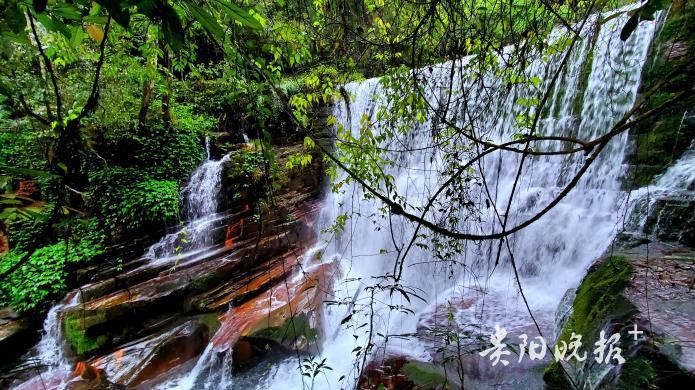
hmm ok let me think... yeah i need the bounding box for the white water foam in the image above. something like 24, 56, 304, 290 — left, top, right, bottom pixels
261, 8, 661, 390
146, 138, 231, 263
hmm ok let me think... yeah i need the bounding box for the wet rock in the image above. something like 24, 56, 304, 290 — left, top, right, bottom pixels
545, 244, 695, 389
358, 356, 458, 390
0, 309, 36, 365
62, 251, 243, 357
12, 363, 125, 390
209, 261, 335, 371
20, 140, 327, 385
90, 318, 213, 386
643, 197, 695, 246
663, 40, 688, 60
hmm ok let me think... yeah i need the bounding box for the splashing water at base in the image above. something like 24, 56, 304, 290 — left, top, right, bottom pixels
261, 8, 663, 390
145, 138, 231, 263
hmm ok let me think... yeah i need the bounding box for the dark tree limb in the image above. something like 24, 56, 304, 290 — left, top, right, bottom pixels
28, 12, 62, 124
75, 16, 112, 123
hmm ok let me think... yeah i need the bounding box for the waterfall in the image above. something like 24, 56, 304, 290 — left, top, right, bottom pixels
262, 7, 661, 389
13, 293, 81, 390
15, 139, 232, 390
145, 138, 231, 263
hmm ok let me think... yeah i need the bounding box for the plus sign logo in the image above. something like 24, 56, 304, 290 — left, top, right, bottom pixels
628, 324, 644, 341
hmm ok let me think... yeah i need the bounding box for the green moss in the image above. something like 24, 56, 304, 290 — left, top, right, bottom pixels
543, 362, 573, 390
196, 312, 222, 335
190, 274, 217, 291
559, 256, 634, 344
629, 0, 695, 187
547, 256, 635, 388
618, 357, 657, 389
252, 313, 317, 344
401, 362, 448, 388
64, 313, 109, 357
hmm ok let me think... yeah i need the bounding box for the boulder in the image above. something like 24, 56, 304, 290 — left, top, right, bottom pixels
643, 197, 695, 246
545, 244, 695, 389
89, 317, 214, 386
358, 356, 458, 390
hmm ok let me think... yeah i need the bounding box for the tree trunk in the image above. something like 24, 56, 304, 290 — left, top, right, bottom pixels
138, 32, 157, 126
162, 48, 173, 127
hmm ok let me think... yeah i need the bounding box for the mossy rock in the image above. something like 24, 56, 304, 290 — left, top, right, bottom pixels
64, 313, 109, 357
401, 361, 449, 388
558, 256, 635, 344
628, 0, 695, 187
546, 256, 635, 388
251, 312, 317, 350
543, 361, 573, 390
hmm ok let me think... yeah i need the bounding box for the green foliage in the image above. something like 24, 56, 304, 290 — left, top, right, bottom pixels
90, 167, 180, 238
0, 128, 46, 171
618, 357, 657, 389
64, 310, 109, 356
559, 256, 634, 345
134, 112, 208, 180
4, 206, 52, 249
0, 239, 103, 313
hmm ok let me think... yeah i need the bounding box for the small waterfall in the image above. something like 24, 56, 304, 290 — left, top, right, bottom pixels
146, 138, 231, 262
263, 7, 662, 389
154, 343, 234, 390
16, 138, 231, 389
15, 293, 81, 390
626, 144, 695, 233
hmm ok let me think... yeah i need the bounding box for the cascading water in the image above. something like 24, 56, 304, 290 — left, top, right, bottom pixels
17, 293, 82, 389
627, 143, 695, 233
146, 138, 231, 263
262, 7, 662, 389
15, 138, 232, 389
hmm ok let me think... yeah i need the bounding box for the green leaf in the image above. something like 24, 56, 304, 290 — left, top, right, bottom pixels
529, 76, 542, 88
182, 0, 224, 40
214, 0, 262, 30
36, 13, 72, 39
52, 4, 82, 20
95, 0, 131, 28
158, 2, 185, 51
6, 2, 27, 33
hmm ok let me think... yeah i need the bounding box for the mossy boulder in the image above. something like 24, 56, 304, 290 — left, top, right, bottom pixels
546, 246, 695, 389
65, 311, 110, 357
358, 356, 458, 389
627, 0, 695, 187
545, 256, 635, 389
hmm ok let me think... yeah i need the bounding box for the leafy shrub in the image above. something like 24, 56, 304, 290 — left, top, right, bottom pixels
0, 128, 45, 170
90, 167, 180, 239
5, 205, 52, 249
133, 119, 207, 182
0, 240, 103, 313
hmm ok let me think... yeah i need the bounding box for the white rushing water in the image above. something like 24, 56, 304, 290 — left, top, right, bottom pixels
145, 138, 231, 263
19, 138, 232, 390
261, 8, 663, 390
